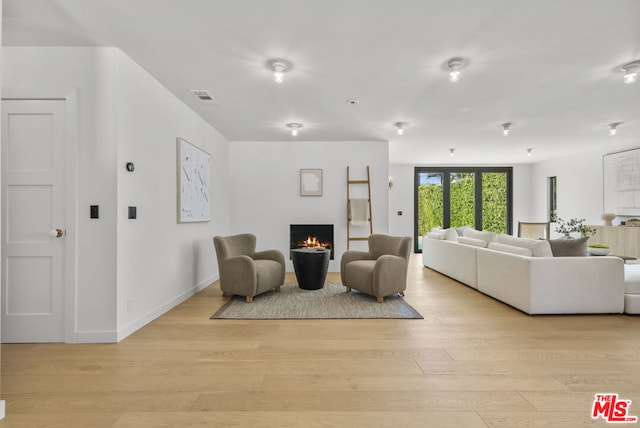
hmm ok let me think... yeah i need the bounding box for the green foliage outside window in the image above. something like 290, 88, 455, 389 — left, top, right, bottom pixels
482, 173, 507, 233
417, 183, 443, 236
450, 173, 475, 229
417, 172, 508, 236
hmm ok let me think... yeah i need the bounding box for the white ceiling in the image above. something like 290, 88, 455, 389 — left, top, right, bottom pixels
3, 0, 639, 164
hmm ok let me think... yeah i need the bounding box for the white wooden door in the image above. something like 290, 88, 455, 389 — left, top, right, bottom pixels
1, 100, 66, 343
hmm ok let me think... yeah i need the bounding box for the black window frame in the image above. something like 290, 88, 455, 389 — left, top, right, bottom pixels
548, 176, 557, 222
414, 166, 513, 253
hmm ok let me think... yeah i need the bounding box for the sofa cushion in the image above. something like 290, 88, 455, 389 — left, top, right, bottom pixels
488, 242, 533, 257
547, 237, 588, 257
458, 236, 488, 248
455, 225, 472, 236
495, 234, 553, 257
426, 231, 445, 240
463, 228, 496, 243
624, 264, 640, 294
443, 228, 459, 241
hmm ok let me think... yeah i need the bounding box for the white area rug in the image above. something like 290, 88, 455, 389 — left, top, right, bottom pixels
211, 282, 423, 320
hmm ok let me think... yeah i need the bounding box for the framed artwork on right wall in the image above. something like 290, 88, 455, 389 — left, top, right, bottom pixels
603, 147, 640, 216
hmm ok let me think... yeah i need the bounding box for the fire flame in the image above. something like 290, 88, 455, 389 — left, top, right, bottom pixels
302, 236, 327, 249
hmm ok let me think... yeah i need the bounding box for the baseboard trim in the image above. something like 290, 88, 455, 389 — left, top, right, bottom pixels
73, 330, 118, 343
68, 275, 218, 344
116, 274, 218, 342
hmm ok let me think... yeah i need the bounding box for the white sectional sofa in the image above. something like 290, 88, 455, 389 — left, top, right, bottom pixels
422, 229, 626, 315
623, 264, 640, 314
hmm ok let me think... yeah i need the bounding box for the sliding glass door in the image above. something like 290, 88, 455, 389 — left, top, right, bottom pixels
415, 167, 512, 252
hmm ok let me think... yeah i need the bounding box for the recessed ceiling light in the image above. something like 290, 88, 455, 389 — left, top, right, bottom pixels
608, 122, 622, 136
272, 62, 285, 83
267, 59, 293, 83
501, 122, 512, 136
394, 122, 408, 135
526, 148, 533, 157
449, 148, 455, 157
447, 58, 464, 83
346, 99, 360, 106
621, 61, 639, 84
286, 122, 303, 136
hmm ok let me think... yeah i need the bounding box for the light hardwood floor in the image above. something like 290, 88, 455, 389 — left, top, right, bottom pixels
2, 254, 640, 427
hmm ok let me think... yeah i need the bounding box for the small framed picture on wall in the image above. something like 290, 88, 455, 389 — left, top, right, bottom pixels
300, 169, 322, 196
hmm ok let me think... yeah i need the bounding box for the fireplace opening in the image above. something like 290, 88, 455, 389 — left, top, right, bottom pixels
290, 224, 334, 260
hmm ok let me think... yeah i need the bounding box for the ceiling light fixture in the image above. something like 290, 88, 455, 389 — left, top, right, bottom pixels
449, 148, 455, 157
502, 122, 511, 136
622, 61, 639, 84
394, 122, 408, 135
272, 61, 286, 83
286, 122, 302, 136
447, 58, 464, 83
609, 122, 622, 136
526, 148, 533, 157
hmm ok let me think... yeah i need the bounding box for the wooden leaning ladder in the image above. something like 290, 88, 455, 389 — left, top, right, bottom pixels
347, 166, 373, 249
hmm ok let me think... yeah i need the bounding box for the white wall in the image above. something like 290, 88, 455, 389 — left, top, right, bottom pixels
389, 164, 532, 240
229, 140, 389, 272
113, 51, 229, 339
530, 144, 640, 229
0, 0, 5, 420
2, 47, 230, 342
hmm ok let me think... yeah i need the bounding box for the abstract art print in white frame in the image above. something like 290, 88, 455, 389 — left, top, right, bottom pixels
177, 137, 211, 223
300, 169, 323, 196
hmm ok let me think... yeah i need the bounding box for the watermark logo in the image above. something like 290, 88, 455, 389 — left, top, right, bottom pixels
592, 393, 638, 423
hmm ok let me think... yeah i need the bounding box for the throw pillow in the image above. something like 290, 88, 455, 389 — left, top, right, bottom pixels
488, 242, 533, 257
455, 225, 472, 236
463, 228, 497, 243
426, 231, 445, 240
443, 228, 459, 241
495, 234, 553, 257
458, 236, 488, 247
547, 237, 589, 257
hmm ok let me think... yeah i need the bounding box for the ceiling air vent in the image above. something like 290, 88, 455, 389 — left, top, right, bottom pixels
190, 89, 219, 105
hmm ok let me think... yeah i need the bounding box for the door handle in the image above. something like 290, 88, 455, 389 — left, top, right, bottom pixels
48, 229, 64, 238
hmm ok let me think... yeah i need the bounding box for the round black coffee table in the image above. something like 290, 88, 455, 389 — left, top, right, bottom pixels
291, 248, 330, 290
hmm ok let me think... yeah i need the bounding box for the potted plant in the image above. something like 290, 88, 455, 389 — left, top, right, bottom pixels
587, 243, 610, 256
627, 218, 640, 227
554, 217, 596, 237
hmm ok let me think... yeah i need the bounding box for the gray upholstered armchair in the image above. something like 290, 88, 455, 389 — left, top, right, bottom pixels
340, 234, 412, 303
213, 233, 285, 303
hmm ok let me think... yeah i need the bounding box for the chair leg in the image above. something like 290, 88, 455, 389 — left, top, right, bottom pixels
246, 296, 253, 303
377, 297, 384, 303
275, 286, 281, 292
345, 287, 352, 293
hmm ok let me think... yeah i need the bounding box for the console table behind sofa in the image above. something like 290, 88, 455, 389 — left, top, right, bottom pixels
589, 226, 640, 260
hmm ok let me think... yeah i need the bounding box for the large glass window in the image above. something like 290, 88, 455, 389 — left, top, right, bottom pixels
548, 176, 557, 222
415, 167, 512, 252
450, 172, 475, 229
482, 172, 508, 233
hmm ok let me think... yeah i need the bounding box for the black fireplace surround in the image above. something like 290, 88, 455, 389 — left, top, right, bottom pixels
290, 224, 334, 260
